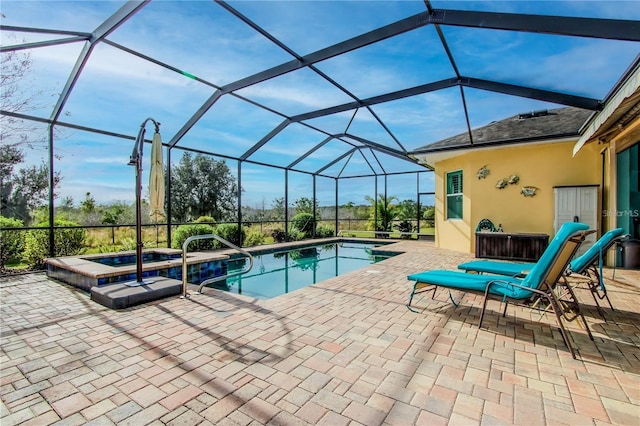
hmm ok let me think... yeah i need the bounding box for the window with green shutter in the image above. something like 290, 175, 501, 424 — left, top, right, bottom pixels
446, 170, 463, 219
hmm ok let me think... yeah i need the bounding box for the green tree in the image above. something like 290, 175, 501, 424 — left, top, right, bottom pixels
396, 199, 418, 220
169, 152, 239, 222
422, 205, 435, 228
0, 145, 60, 223
341, 201, 355, 219
80, 192, 95, 214
271, 197, 285, 221
293, 197, 317, 215
59, 196, 74, 212
101, 202, 127, 225
423, 206, 435, 221
99, 201, 129, 245
365, 194, 398, 233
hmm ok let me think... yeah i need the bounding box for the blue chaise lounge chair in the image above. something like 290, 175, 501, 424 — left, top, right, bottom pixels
458, 228, 627, 316
407, 222, 593, 358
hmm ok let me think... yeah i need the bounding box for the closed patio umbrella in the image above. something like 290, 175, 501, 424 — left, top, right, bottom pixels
149, 130, 165, 222
127, 118, 162, 286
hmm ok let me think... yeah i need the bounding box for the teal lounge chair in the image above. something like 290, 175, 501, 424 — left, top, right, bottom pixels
407, 222, 593, 358
458, 228, 627, 316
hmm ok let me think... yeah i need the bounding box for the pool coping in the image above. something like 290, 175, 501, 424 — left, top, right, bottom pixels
216, 236, 409, 260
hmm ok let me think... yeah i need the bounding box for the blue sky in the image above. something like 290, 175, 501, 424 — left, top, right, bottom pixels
2, 0, 639, 208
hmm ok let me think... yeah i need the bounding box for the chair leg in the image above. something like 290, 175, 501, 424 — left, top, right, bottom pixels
587, 281, 607, 319
561, 282, 594, 341
588, 267, 615, 311
543, 293, 578, 359
478, 289, 491, 328
603, 292, 615, 311
407, 284, 419, 312
407, 282, 436, 313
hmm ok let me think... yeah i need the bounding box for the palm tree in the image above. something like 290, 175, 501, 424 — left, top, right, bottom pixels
365, 194, 398, 236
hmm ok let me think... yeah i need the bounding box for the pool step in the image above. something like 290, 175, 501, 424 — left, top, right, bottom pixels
91, 277, 183, 309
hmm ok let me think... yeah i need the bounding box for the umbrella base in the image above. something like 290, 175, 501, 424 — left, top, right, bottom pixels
92, 277, 181, 309
124, 279, 155, 287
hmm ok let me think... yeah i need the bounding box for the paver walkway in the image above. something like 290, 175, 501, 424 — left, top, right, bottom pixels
1, 240, 639, 425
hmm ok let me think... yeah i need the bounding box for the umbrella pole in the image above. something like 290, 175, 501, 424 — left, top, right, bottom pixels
126, 117, 160, 287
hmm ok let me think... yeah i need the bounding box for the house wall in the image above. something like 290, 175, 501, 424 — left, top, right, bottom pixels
434, 139, 602, 254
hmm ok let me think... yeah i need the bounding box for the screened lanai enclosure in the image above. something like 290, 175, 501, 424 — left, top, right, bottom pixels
1, 0, 639, 263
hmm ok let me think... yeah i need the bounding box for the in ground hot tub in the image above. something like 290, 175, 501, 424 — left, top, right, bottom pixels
45, 248, 229, 292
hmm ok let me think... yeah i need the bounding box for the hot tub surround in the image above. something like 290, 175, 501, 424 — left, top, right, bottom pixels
45, 248, 229, 292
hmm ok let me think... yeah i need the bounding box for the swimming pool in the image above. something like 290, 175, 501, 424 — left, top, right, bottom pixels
212, 241, 396, 299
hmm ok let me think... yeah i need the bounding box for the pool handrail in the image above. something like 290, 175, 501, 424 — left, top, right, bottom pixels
181, 234, 254, 297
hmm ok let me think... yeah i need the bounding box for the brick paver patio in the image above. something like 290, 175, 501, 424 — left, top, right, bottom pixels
1, 240, 639, 425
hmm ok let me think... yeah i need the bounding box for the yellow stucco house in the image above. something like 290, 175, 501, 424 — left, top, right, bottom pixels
411, 64, 639, 267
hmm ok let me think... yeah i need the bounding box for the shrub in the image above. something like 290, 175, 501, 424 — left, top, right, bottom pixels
172, 224, 216, 251
291, 212, 315, 237
24, 219, 86, 269
244, 228, 266, 247
120, 237, 137, 251
315, 225, 335, 238
394, 220, 416, 239
271, 228, 286, 243
287, 227, 305, 241
0, 216, 25, 269
194, 216, 216, 225
216, 223, 245, 247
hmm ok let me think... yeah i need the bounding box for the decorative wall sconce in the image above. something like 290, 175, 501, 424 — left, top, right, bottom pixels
521, 186, 538, 197
476, 165, 490, 179
496, 178, 508, 189
508, 174, 520, 185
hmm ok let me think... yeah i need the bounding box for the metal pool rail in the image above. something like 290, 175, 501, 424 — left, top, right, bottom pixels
181, 234, 254, 298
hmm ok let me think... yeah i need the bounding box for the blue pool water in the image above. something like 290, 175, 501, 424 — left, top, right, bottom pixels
215, 241, 396, 299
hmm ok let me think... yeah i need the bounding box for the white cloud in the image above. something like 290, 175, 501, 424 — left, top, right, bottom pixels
239, 82, 348, 112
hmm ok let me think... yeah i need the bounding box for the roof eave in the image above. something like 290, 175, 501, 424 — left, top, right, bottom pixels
411, 133, 580, 169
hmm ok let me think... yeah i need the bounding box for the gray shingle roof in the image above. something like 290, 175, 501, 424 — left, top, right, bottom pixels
412, 107, 593, 153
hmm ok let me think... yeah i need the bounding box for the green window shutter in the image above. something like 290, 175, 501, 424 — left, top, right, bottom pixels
446, 171, 463, 219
